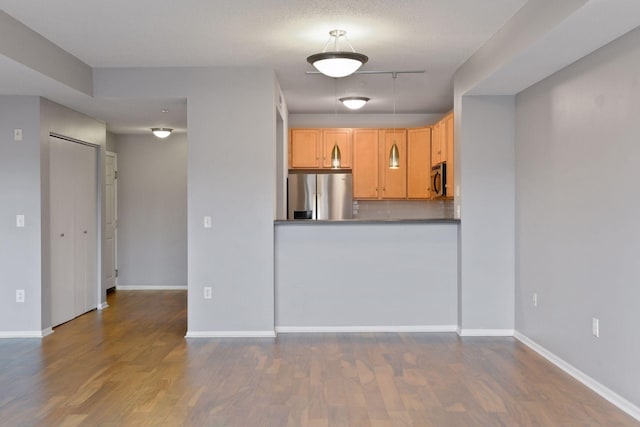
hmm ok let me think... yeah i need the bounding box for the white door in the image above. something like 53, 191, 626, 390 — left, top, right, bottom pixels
104, 152, 117, 291
50, 136, 99, 327
50, 137, 76, 326
74, 142, 98, 313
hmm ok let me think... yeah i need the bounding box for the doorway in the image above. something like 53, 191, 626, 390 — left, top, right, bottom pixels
104, 151, 118, 294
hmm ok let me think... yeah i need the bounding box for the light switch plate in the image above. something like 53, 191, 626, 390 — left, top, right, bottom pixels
16, 214, 25, 227
204, 216, 212, 228
14, 129, 23, 141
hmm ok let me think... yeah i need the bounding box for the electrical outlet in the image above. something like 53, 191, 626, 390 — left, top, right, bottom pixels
533, 292, 538, 307
592, 317, 600, 338
204, 287, 212, 299
16, 289, 25, 303
16, 214, 25, 228
14, 129, 23, 141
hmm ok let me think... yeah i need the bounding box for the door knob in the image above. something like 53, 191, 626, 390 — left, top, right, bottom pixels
84, 230, 88, 234
60, 233, 64, 237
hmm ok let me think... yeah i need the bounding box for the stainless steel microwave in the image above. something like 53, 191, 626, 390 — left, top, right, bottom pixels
431, 162, 447, 197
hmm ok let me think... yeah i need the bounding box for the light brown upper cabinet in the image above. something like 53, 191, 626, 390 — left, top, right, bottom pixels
380, 129, 407, 199
407, 127, 432, 199
353, 129, 379, 199
290, 128, 353, 169
431, 119, 444, 166
322, 128, 352, 168
443, 112, 454, 198
290, 129, 321, 168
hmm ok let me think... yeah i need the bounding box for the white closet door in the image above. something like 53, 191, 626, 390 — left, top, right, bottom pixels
74, 142, 98, 314
50, 137, 76, 326
50, 137, 98, 327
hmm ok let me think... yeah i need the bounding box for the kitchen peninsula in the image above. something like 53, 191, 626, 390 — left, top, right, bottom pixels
274, 219, 459, 332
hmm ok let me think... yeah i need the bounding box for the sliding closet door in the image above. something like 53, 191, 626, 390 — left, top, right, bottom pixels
50, 136, 98, 327
74, 142, 98, 314
50, 137, 76, 326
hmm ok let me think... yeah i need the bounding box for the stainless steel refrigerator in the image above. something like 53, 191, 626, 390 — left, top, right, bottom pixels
288, 172, 352, 220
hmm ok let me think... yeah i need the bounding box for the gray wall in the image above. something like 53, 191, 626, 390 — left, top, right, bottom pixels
457, 96, 515, 333
106, 131, 117, 153
0, 96, 42, 334
515, 26, 640, 407
187, 68, 276, 334
0, 96, 106, 335
276, 223, 458, 329
114, 133, 187, 288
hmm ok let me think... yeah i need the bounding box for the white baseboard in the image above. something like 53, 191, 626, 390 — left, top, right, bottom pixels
514, 331, 640, 422
276, 325, 458, 334
97, 302, 109, 310
457, 328, 515, 337
185, 330, 277, 338
116, 285, 187, 291
0, 328, 53, 338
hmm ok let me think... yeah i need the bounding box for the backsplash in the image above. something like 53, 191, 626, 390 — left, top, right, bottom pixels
353, 199, 454, 220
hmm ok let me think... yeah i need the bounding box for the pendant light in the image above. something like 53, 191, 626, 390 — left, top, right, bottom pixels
307, 30, 368, 78
330, 78, 341, 168
389, 73, 400, 169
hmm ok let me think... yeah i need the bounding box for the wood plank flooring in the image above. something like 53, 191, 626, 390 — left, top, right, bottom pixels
0, 290, 637, 426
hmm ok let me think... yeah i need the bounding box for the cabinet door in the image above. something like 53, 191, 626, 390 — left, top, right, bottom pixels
322, 129, 352, 168
381, 130, 407, 199
353, 129, 379, 199
407, 127, 431, 199
444, 113, 454, 198
290, 129, 321, 168
431, 121, 442, 166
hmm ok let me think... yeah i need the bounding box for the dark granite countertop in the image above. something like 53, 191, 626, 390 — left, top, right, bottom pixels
274, 218, 460, 225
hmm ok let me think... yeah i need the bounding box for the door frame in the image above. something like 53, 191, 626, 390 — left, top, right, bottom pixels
105, 151, 118, 293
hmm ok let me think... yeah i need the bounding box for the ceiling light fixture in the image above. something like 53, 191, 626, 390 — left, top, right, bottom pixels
151, 128, 172, 138
307, 30, 368, 78
339, 96, 370, 110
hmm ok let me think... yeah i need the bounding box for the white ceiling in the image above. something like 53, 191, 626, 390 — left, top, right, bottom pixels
0, 0, 528, 133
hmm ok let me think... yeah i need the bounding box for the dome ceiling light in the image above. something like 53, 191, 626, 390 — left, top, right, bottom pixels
306, 30, 368, 78
151, 127, 172, 138
339, 96, 370, 110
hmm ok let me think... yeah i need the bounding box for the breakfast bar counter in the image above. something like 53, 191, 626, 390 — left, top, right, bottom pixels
274, 220, 459, 332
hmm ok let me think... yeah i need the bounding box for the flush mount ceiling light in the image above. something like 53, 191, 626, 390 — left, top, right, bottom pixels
151, 128, 172, 138
339, 96, 370, 110
307, 29, 368, 78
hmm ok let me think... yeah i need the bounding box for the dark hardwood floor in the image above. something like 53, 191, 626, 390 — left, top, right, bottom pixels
0, 290, 637, 426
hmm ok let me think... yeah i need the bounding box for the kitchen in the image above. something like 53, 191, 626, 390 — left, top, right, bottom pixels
277, 110, 459, 331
